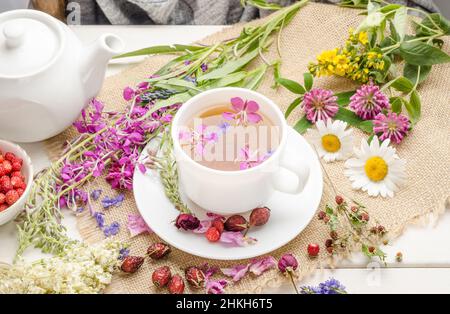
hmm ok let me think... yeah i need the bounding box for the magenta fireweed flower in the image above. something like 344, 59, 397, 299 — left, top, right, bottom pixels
373, 112, 410, 144
223, 97, 263, 125
350, 82, 390, 120
302, 88, 338, 123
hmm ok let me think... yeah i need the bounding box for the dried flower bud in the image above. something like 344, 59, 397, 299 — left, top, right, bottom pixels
395, 252, 403, 262
361, 213, 369, 222
323, 216, 330, 223
224, 215, 248, 232
383, 239, 389, 245
368, 246, 375, 253
249, 207, 271, 227
152, 266, 172, 288
120, 256, 145, 273
278, 254, 298, 274
370, 226, 378, 234
168, 274, 185, 294
147, 242, 171, 260
175, 213, 200, 230
335, 195, 344, 205
326, 246, 334, 254
185, 266, 206, 289
377, 225, 386, 234
350, 206, 358, 213
325, 239, 333, 247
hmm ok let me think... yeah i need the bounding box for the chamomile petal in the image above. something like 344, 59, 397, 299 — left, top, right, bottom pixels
344, 136, 406, 198
310, 119, 353, 163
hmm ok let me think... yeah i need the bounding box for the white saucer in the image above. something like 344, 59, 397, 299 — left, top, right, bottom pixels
133, 127, 323, 260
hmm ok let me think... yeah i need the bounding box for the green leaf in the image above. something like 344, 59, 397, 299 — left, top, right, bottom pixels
303, 72, 314, 91
147, 92, 192, 116
399, 42, 450, 66
276, 77, 306, 94
206, 72, 247, 89
114, 44, 206, 59
391, 76, 414, 93
406, 90, 421, 123
416, 13, 450, 36
335, 91, 355, 107
271, 61, 281, 88
334, 107, 373, 133
392, 7, 407, 41
379, 4, 402, 14
155, 78, 202, 92
243, 65, 268, 90
390, 97, 403, 113
403, 64, 432, 85
285, 97, 302, 118
293, 116, 312, 134
197, 48, 259, 82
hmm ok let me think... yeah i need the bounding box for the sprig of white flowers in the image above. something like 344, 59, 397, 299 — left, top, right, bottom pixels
0, 240, 125, 294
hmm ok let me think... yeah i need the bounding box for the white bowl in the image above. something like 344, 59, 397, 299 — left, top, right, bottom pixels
0, 139, 33, 225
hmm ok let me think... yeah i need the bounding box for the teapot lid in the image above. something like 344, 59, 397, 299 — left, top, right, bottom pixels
0, 10, 64, 78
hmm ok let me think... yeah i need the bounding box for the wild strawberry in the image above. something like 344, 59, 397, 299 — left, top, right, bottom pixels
12, 161, 22, 171
5, 190, 19, 205
152, 266, 171, 288
249, 206, 271, 227
307, 243, 320, 257
0, 204, 8, 212
147, 242, 171, 260
10, 176, 23, 189
185, 266, 205, 289
168, 274, 185, 294
16, 188, 25, 197
120, 256, 145, 273
4, 152, 16, 162
205, 227, 221, 242
212, 219, 224, 234
2, 161, 12, 174
0, 176, 12, 193
11, 171, 24, 180
0, 193, 5, 204
224, 215, 248, 232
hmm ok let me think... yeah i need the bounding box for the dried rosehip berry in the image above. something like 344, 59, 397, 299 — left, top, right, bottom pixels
185, 266, 205, 289
224, 215, 248, 232
205, 227, 221, 242
168, 274, 185, 294
120, 256, 145, 273
249, 206, 271, 227
147, 242, 171, 260
211, 219, 224, 234
152, 266, 171, 288
335, 195, 344, 205
307, 243, 320, 257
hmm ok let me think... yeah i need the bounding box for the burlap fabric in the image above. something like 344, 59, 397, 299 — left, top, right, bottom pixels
45, 3, 450, 293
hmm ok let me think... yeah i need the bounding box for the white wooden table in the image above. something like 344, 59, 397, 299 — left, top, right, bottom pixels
0, 25, 449, 294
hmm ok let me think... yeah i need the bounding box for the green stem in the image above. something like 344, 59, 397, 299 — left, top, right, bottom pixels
288, 271, 299, 294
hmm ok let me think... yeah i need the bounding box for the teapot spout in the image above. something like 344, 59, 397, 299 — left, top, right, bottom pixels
81, 34, 124, 99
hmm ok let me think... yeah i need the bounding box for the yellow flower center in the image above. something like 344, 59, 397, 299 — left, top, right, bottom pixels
321, 134, 341, 153
364, 156, 388, 182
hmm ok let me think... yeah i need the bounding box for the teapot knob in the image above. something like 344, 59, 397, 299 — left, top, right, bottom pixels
3, 21, 25, 49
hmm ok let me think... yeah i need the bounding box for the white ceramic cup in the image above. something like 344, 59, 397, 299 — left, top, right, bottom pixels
171, 87, 310, 215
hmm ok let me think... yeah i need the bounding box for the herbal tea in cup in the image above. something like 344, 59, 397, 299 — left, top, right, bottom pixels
178, 97, 280, 171
171, 87, 309, 214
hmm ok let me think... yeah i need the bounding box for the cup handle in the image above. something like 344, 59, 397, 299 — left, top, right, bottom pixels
271, 149, 310, 195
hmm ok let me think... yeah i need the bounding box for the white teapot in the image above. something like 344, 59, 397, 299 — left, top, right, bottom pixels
0, 10, 124, 142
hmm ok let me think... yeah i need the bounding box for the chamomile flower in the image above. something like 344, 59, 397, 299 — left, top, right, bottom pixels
310, 119, 353, 162
344, 136, 406, 198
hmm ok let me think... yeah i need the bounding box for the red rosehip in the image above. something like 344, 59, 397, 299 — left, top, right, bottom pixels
211, 219, 224, 234
0, 204, 8, 212
147, 242, 171, 260
249, 206, 271, 227
4, 152, 16, 162
185, 266, 206, 289
168, 274, 185, 294
120, 256, 145, 273
224, 215, 248, 232
5, 190, 19, 205
152, 266, 172, 288
0, 193, 5, 204
335, 195, 344, 205
307, 243, 320, 257
205, 227, 221, 242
